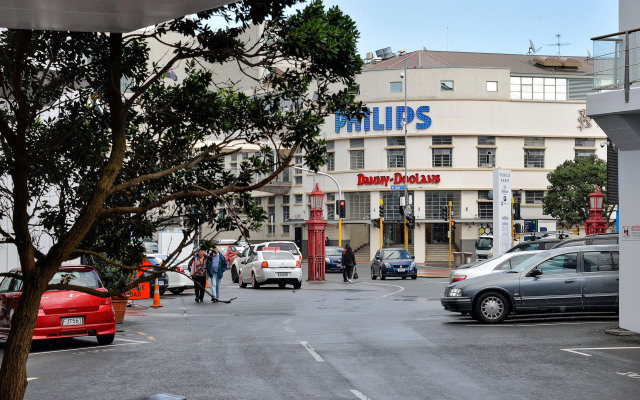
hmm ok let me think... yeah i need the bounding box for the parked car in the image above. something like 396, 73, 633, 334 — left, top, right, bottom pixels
325, 246, 344, 272
147, 253, 192, 295
552, 233, 619, 249
441, 245, 619, 324
506, 238, 564, 253
216, 243, 239, 265
142, 256, 169, 296
254, 241, 302, 263
0, 265, 117, 345
230, 245, 257, 283
370, 248, 417, 280
449, 251, 541, 283
238, 250, 302, 289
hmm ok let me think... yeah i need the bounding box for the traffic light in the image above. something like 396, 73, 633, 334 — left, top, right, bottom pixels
440, 206, 448, 221
379, 203, 385, 217
513, 202, 521, 220
451, 220, 456, 232
337, 199, 346, 219
406, 215, 415, 230
372, 218, 380, 228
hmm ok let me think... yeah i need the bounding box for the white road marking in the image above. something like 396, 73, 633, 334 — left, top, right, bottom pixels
300, 341, 324, 362
351, 390, 371, 400
561, 346, 640, 357
465, 321, 609, 328
360, 282, 404, 298
29, 339, 149, 356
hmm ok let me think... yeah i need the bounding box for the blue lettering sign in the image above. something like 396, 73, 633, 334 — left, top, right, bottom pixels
335, 105, 431, 133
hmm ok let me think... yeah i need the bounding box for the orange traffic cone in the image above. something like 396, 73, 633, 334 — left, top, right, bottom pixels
150, 279, 163, 308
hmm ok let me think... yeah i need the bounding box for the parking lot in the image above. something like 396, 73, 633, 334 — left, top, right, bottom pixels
4, 268, 640, 400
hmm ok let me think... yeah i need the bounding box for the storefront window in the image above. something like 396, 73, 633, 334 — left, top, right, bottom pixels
425, 191, 460, 219
345, 192, 370, 221
382, 191, 415, 221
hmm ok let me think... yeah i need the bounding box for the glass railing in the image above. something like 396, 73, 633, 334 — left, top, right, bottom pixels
592, 28, 640, 98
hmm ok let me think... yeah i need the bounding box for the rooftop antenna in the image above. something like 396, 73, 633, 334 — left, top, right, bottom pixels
527, 39, 542, 55
544, 34, 572, 57
586, 49, 593, 63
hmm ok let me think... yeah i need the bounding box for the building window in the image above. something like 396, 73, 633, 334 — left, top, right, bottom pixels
478, 190, 492, 200
477, 148, 495, 168
524, 137, 545, 146
231, 154, 238, 161
350, 149, 364, 170
478, 136, 496, 145
268, 196, 275, 205
294, 194, 303, 204
390, 82, 402, 93
433, 136, 452, 145
350, 138, 364, 148
575, 138, 596, 159
255, 197, 262, 206
327, 203, 335, 220
441, 80, 454, 91
433, 148, 452, 167
512, 191, 522, 203
425, 191, 461, 219
575, 138, 595, 147
345, 192, 370, 220
326, 140, 335, 150
387, 137, 405, 146
486, 81, 498, 92
267, 225, 276, 235
510, 77, 567, 100
478, 202, 493, 219
282, 195, 290, 204
294, 155, 303, 165
575, 149, 596, 159
242, 152, 249, 160
387, 149, 405, 168
282, 225, 290, 234
267, 206, 276, 235
382, 191, 415, 221
294, 176, 303, 185
327, 152, 335, 171
524, 149, 545, 168
282, 205, 290, 221
525, 191, 544, 204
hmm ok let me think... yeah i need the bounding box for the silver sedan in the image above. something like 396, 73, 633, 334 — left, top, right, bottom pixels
449, 251, 541, 283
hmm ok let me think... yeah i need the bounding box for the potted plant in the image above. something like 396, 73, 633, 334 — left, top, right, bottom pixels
94, 261, 134, 324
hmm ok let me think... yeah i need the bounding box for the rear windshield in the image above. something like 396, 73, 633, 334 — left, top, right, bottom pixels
262, 251, 295, 261
264, 243, 299, 255
48, 270, 102, 289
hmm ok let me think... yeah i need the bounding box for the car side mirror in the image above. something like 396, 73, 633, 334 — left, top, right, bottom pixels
527, 268, 543, 277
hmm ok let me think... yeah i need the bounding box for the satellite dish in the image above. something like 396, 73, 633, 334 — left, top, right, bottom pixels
528, 39, 542, 55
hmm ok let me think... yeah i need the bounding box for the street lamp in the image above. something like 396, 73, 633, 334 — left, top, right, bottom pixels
401, 59, 410, 251
585, 184, 608, 234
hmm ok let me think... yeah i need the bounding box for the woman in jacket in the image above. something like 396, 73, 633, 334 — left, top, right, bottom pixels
341, 244, 356, 283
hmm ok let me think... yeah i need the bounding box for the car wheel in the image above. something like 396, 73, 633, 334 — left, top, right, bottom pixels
278, 282, 286, 289
97, 334, 115, 345
474, 292, 510, 324
293, 280, 302, 289
379, 268, 385, 280
252, 273, 260, 289
169, 288, 184, 295
371, 267, 377, 280
159, 288, 166, 296
411, 275, 417, 280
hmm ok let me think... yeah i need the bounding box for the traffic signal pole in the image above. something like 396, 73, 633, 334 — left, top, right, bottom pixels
379, 198, 384, 249
448, 201, 452, 269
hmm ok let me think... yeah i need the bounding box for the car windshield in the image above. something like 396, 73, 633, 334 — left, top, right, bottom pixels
476, 237, 493, 250
262, 251, 295, 260
510, 251, 552, 273
48, 270, 102, 289
382, 249, 411, 260
326, 247, 343, 256
216, 245, 231, 254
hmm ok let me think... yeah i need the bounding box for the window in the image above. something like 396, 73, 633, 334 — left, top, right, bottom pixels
512, 191, 521, 203
282, 195, 290, 204
295, 155, 303, 165
433, 148, 452, 167
486, 81, 498, 92
478, 202, 493, 219
294, 194, 303, 204
231, 154, 238, 161
524, 149, 544, 168
326, 140, 335, 150
478, 136, 496, 145
583, 251, 618, 272
282, 205, 290, 221
267, 206, 276, 235
382, 191, 414, 221
350, 138, 364, 148
525, 191, 544, 204
478, 190, 492, 200
510, 77, 567, 100
327, 202, 335, 220
267, 225, 276, 235
441, 80, 454, 90
536, 253, 578, 274
387, 137, 405, 146
478, 148, 495, 168
268, 196, 275, 205
575, 149, 596, 159
524, 137, 545, 146
575, 138, 595, 159
433, 136, 452, 145
390, 82, 402, 92
345, 192, 370, 220
575, 138, 595, 147
255, 197, 262, 206
425, 191, 461, 219
282, 225, 290, 234
242, 152, 249, 160
327, 152, 335, 171
387, 149, 405, 168
350, 150, 364, 170
294, 176, 303, 185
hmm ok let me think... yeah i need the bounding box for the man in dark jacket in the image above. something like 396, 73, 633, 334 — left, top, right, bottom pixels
341, 244, 356, 283
207, 246, 228, 302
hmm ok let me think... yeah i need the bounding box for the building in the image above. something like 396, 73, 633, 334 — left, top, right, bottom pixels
223, 48, 608, 262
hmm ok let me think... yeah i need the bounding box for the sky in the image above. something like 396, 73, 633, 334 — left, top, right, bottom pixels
316, 0, 619, 58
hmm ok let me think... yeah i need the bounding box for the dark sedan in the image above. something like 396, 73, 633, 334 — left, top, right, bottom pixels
370, 248, 417, 280
441, 245, 619, 324
325, 246, 344, 272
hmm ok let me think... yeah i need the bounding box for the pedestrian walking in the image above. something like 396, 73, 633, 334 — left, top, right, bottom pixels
341, 244, 356, 283
188, 248, 210, 302
325, 236, 330, 246
207, 245, 228, 302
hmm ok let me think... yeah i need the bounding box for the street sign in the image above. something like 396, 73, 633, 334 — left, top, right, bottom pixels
391, 185, 405, 190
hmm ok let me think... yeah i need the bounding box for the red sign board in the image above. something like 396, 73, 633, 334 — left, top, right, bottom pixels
357, 172, 440, 187
126, 282, 150, 300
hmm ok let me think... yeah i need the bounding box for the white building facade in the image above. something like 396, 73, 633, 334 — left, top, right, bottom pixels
225, 50, 608, 262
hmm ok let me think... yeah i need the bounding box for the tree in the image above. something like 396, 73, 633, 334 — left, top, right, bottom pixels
542, 155, 614, 228
0, 1, 364, 398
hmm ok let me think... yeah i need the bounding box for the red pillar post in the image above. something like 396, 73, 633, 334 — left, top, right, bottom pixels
306, 183, 327, 281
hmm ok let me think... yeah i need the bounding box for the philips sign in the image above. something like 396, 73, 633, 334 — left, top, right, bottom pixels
335, 105, 431, 133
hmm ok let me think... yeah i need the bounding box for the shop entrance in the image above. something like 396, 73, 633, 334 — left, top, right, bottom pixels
383, 223, 413, 247
425, 223, 451, 244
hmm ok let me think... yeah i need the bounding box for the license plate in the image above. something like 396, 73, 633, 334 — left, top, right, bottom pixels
62, 317, 83, 326
397, 268, 405, 272
277, 272, 289, 277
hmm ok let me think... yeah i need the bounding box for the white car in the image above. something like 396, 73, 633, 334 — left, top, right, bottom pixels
449, 251, 541, 284
238, 250, 302, 289
230, 245, 256, 283
147, 253, 193, 295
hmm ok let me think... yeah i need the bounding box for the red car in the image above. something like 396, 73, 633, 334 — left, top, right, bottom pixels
0, 265, 116, 345
216, 245, 239, 265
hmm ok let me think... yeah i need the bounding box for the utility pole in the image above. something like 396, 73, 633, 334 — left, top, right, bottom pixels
402, 59, 410, 252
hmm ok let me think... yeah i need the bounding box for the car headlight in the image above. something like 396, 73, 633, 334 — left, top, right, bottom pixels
384, 262, 391, 269
325, 257, 330, 263
447, 288, 462, 297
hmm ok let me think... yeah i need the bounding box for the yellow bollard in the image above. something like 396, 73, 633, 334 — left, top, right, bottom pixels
150, 278, 163, 308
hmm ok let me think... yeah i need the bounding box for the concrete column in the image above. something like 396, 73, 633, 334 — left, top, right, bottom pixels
370, 191, 381, 260
413, 190, 426, 263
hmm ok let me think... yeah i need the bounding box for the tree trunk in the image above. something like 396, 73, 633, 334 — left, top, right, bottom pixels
0, 279, 45, 400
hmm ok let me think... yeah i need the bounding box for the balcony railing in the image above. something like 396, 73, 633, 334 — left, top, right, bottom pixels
592, 28, 640, 102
